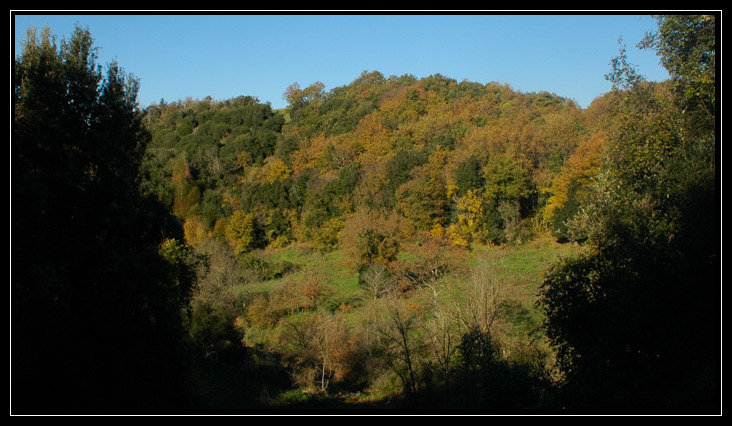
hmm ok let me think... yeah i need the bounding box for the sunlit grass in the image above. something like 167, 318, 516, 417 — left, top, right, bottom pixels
230, 232, 581, 406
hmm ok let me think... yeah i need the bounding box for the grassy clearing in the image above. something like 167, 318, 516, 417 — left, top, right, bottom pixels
471, 235, 581, 334
226, 233, 582, 406
238, 234, 580, 340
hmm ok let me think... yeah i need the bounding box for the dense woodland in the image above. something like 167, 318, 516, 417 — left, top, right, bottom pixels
12, 15, 718, 413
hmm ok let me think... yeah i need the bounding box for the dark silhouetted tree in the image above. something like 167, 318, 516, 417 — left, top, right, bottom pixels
13, 26, 196, 412
538, 15, 718, 412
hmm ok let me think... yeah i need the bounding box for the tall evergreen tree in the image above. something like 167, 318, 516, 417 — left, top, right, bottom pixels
13, 26, 195, 413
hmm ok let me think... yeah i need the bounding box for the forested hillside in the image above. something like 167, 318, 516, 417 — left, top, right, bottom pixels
141, 71, 610, 250
13, 15, 718, 413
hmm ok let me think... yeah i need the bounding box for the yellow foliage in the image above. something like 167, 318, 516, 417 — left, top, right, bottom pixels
308, 217, 344, 251
462, 125, 502, 159
183, 216, 207, 247
336, 195, 355, 216
447, 189, 486, 247
428, 145, 450, 168
543, 130, 607, 224
457, 188, 484, 217
447, 223, 470, 248
446, 179, 459, 200
353, 112, 392, 165
430, 223, 445, 238
225, 210, 260, 255
211, 217, 228, 238
378, 87, 422, 125
251, 157, 292, 184
290, 133, 332, 173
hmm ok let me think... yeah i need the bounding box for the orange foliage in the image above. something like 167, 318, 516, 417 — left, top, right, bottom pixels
351, 111, 392, 165
543, 130, 608, 224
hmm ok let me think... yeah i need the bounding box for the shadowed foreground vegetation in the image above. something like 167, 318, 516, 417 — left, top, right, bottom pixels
177, 236, 578, 412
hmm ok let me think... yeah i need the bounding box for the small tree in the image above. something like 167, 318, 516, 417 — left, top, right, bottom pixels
355, 228, 400, 272
281, 312, 360, 393
424, 306, 460, 394
225, 210, 265, 255
369, 296, 427, 405
359, 262, 393, 300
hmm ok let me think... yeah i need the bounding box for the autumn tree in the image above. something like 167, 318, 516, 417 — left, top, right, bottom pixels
355, 228, 400, 272
482, 152, 534, 203
280, 311, 365, 393
300, 162, 361, 250
542, 130, 607, 239
446, 188, 501, 247
395, 160, 449, 233
225, 210, 266, 255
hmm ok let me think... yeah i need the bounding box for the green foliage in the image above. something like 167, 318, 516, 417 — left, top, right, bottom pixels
482, 153, 534, 202
285, 71, 391, 138
189, 301, 245, 362
538, 16, 718, 410
393, 152, 451, 233
454, 329, 550, 409
640, 15, 715, 123
454, 155, 485, 197
142, 91, 285, 227
141, 65, 606, 252
546, 178, 583, 241
327, 161, 362, 198
383, 149, 427, 205
300, 163, 362, 250
189, 189, 226, 229
239, 179, 293, 212
447, 189, 503, 246
158, 238, 198, 304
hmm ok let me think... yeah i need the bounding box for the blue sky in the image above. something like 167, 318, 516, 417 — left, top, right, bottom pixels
13, 13, 671, 110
